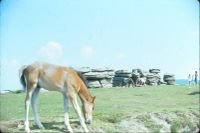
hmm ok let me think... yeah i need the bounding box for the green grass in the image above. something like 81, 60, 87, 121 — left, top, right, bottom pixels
136, 114, 162, 133
0, 85, 199, 132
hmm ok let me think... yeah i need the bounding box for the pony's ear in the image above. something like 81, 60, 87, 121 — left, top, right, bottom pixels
92, 96, 96, 103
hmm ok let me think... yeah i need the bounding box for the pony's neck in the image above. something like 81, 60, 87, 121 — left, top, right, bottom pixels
78, 83, 93, 103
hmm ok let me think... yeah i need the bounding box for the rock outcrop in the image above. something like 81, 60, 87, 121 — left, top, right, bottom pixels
77, 67, 175, 88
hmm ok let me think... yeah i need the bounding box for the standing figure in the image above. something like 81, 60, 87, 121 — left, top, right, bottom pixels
188, 74, 192, 85
194, 71, 198, 85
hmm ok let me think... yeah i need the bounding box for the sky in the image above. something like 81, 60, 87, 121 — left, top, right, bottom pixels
0, 0, 199, 91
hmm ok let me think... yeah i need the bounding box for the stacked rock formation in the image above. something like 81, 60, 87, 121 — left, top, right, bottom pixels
77, 67, 176, 88
132, 69, 141, 78
146, 69, 161, 85
163, 74, 176, 85
77, 67, 115, 88
112, 70, 132, 87
131, 69, 161, 85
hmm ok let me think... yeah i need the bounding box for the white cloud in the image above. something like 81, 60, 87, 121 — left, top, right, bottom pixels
80, 46, 94, 57
38, 42, 63, 61
115, 53, 126, 60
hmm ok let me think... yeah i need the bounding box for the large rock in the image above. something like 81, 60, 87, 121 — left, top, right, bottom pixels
163, 74, 175, 78
91, 67, 114, 72
100, 79, 113, 88
166, 80, 176, 85
79, 67, 115, 88
106, 71, 115, 76
132, 72, 140, 77
146, 73, 155, 78
83, 72, 106, 79
112, 70, 133, 87
149, 69, 160, 74
140, 71, 149, 77
163, 74, 175, 85
113, 77, 129, 82
115, 73, 132, 77
76, 67, 91, 73
87, 80, 101, 88
115, 70, 131, 74
145, 73, 161, 85
112, 69, 132, 87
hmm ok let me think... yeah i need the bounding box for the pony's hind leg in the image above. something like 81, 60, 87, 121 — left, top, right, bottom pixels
24, 82, 37, 132
63, 93, 73, 132
31, 87, 44, 129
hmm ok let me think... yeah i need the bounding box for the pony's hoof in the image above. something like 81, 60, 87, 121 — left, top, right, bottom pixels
25, 128, 30, 133
38, 125, 45, 129
33, 122, 45, 129
84, 129, 89, 133
64, 129, 73, 133
64, 126, 73, 133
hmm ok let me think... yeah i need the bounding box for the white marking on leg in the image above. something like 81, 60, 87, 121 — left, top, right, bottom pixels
70, 96, 89, 132
64, 112, 73, 132
25, 96, 31, 132
63, 94, 73, 132
24, 83, 37, 132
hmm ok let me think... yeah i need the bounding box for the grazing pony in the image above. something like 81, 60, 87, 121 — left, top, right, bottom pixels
19, 61, 96, 132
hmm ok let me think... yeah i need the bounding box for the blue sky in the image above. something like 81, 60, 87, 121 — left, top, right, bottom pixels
0, 0, 199, 90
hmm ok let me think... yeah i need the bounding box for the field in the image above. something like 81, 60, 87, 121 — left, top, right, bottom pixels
0, 85, 199, 132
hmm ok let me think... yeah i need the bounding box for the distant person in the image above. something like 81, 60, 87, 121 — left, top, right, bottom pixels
188, 74, 192, 85
194, 71, 198, 85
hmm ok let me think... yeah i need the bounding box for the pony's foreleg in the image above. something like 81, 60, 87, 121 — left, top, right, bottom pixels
24, 83, 37, 132
63, 94, 73, 132
31, 88, 44, 129
70, 94, 89, 132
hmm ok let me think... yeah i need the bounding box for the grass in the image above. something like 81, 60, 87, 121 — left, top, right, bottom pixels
136, 114, 162, 133
170, 112, 199, 133
0, 85, 199, 132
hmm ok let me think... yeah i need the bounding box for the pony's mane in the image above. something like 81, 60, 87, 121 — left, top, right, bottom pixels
70, 68, 89, 87
76, 71, 89, 87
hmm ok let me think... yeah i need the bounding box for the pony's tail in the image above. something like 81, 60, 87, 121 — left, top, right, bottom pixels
19, 65, 27, 90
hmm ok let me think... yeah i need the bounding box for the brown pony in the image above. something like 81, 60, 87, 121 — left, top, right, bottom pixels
19, 61, 96, 132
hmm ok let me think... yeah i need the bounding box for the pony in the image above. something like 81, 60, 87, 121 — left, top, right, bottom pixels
19, 61, 96, 132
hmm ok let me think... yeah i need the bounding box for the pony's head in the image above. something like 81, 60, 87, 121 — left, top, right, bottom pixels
82, 96, 96, 124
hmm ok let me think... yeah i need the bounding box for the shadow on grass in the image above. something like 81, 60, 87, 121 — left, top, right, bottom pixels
188, 91, 200, 95
30, 121, 65, 132
31, 120, 81, 132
